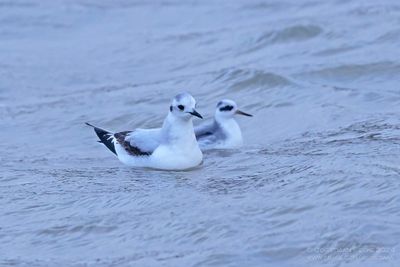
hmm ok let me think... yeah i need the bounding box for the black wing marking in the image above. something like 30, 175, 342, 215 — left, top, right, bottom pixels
114, 131, 151, 156
86, 122, 116, 155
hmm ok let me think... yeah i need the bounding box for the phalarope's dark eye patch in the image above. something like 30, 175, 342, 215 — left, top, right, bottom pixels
178, 105, 185, 110
219, 105, 234, 111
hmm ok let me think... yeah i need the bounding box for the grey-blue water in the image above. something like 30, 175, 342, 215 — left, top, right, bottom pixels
1, 0, 399, 266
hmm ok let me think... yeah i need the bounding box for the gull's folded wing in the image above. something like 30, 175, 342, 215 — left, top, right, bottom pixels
122, 128, 162, 155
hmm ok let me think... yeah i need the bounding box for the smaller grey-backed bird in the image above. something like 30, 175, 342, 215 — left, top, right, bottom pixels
195, 99, 252, 149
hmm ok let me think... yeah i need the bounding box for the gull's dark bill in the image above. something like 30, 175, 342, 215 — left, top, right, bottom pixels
189, 109, 203, 119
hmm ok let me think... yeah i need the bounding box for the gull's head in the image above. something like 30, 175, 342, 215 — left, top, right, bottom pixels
215, 99, 253, 121
169, 92, 203, 120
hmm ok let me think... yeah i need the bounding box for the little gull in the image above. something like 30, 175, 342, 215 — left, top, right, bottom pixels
195, 99, 252, 150
86, 93, 203, 170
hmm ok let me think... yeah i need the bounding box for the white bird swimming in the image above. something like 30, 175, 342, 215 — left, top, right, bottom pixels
195, 99, 252, 150
86, 93, 204, 170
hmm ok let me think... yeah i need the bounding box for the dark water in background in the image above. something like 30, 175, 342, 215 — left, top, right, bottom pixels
1, 0, 400, 266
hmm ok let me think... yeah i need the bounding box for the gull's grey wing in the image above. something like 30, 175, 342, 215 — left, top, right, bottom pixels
87, 123, 161, 157
118, 128, 162, 156
114, 131, 152, 156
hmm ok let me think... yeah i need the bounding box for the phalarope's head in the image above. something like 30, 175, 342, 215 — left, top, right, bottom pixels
215, 99, 252, 120
170, 92, 203, 120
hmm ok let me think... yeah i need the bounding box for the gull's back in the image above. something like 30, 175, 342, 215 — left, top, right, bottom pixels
114, 127, 162, 166
124, 128, 162, 153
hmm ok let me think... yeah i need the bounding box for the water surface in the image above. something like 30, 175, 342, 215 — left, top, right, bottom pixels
1, 0, 400, 266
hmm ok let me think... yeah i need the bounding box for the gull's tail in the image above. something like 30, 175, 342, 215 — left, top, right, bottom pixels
85, 122, 117, 155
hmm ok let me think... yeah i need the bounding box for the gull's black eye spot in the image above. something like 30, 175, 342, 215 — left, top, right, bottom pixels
219, 105, 234, 112
178, 105, 185, 111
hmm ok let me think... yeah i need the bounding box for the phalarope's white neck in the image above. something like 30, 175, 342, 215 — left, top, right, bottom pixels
216, 117, 243, 147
